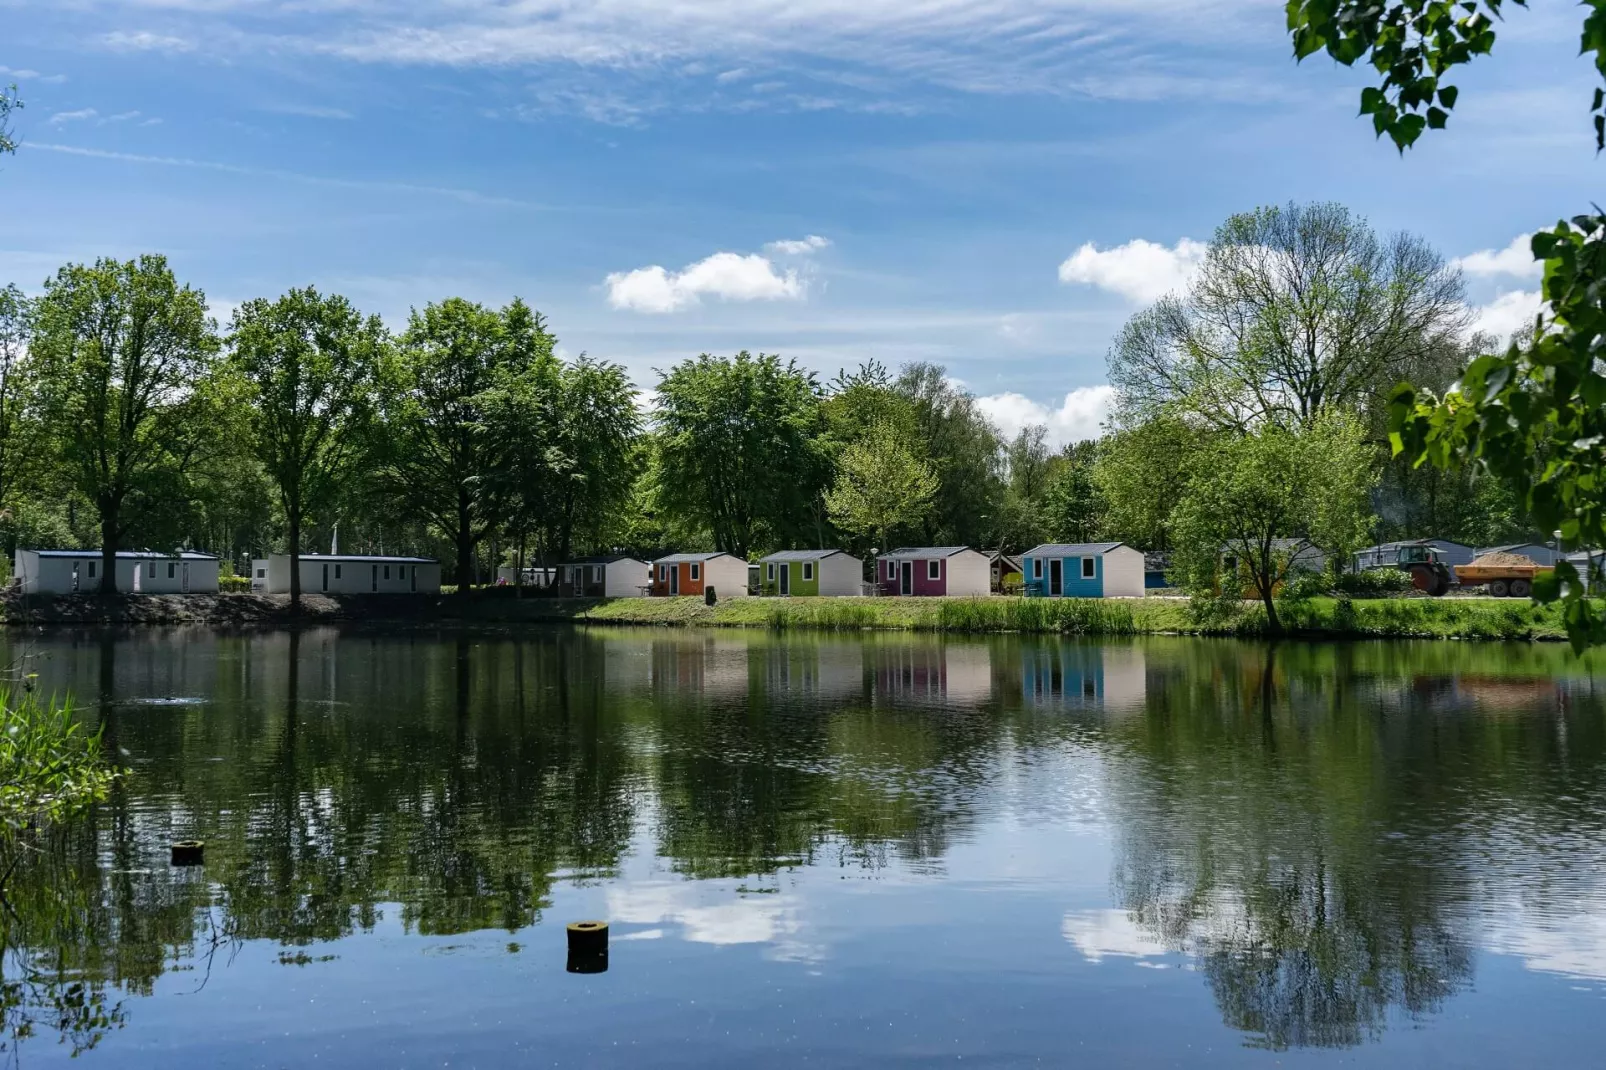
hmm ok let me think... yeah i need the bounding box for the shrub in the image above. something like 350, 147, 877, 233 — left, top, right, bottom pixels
1277, 571, 1332, 602
0, 689, 118, 835
1335, 568, 1415, 597
219, 575, 252, 594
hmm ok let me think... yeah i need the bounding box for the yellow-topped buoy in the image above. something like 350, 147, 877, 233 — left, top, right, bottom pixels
170, 841, 205, 866
566, 920, 608, 953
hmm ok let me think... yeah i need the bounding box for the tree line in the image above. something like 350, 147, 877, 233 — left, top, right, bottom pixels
0, 203, 1542, 606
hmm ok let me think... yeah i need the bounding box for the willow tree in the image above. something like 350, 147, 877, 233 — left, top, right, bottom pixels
31, 256, 219, 594
229, 288, 386, 609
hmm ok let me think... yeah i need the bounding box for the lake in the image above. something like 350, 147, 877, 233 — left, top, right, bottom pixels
4, 626, 1606, 1067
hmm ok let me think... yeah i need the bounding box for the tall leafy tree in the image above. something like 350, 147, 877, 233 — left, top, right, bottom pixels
0, 85, 19, 157
229, 288, 386, 609
654, 351, 828, 557
549, 357, 639, 557
1284, 2, 1606, 648
1042, 441, 1105, 544
0, 285, 43, 516
825, 420, 937, 552
31, 256, 219, 594
378, 297, 547, 590
1171, 413, 1376, 634
1093, 415, 1212, 552
893, 363, 1004, 546
1108, 202, 1467, 433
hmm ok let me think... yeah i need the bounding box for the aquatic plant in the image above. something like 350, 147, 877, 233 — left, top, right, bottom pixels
0, 689, 117, 839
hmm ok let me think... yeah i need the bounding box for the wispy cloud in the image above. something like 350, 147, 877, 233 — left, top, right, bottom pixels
265, 104, 357, 121
0, 66, 67, 85
102, 30, 194, 54
765, 235, 831, 255
48, 108, 99, 126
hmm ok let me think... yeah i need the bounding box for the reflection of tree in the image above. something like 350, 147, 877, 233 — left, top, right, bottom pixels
1102, 639, 1606, 1050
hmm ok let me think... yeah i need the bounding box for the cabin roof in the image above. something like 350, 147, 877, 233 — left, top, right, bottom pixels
878, 546, 975, 559
758, 549, 850, 563
561, 555, 646, 566
1024, 542, 1128, 557
266, 554, 437, 564
29, 549, 219, 561
654, 552, 740, 564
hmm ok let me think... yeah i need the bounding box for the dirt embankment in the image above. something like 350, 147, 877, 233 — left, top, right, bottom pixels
0, 591, 448, 626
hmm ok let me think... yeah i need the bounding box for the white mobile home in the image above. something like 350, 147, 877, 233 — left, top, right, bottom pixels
249, 554, 442, 595
558, 555, 650, 597
14, 549, 220, 595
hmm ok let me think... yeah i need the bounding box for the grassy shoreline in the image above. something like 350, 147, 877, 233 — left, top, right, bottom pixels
0, 591, 1576, 641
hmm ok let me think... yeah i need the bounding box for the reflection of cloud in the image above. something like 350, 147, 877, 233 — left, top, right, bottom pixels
607, 881, 823, 961
1486, 905, 1606, 982
1061, 909, 1170, 963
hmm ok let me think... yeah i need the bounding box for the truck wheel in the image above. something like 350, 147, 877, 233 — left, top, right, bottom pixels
1511, 579, 1532, 598
1410, 565, 1434, 592
1489, 579, 1510, 598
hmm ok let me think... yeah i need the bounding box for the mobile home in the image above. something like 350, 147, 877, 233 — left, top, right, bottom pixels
650, 553, 750, 598
757, 550, 865, 596
14, 549, 220, 595
249, 554, 441, 595
1022, 542, 1146, 599
875, 547, 991, 597
557, 555, 650, 597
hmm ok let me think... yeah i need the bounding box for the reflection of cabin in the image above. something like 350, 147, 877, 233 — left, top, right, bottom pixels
250, 554, 441, 594
1021, 643, 1146, 711
1475, 542, 1560, 566
648, 635, 751, 697
758, 641, 864, 699
757, 550, 865, 596
650, 553, 750, 598
15, 549, 221, 595
557, 555, 649, 597
987, 551, 1023, 593
1353, 539, 1474, 570
876, 547, 991, 597
1022, 543, 1146, 598
872, 642, 992, 706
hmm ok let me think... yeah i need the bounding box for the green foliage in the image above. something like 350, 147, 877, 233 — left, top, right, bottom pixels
654, 351, 830, 557
0, 284, 45, 513
1171, 413, 1377, 633
1277, 571, 1333, 603
1094, 414, 1211, 551
0, 84, 18, 157
825, 420, 937, 551
1335, 568, 1416, 597
893, 363, 1004, 546
0, 690, 116, 834
30, 256, 222, 592
1108, 202, 1466, 433
1040, 440, 1104, 544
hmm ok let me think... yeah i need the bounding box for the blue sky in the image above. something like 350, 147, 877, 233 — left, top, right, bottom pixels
1, 1, 1598, 441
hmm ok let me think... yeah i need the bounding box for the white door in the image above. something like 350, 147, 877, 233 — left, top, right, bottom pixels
182, 563, 190, 594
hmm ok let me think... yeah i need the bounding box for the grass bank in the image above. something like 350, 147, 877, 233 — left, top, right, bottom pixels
0, 590, 1576, 641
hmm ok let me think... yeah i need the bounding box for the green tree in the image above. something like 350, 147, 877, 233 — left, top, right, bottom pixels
229, 288, 386, 609
1108, 202, 1466, 433
548, 357, 640, 557
1171, 413, 1376, 633
1093, 414, 1212, 551
378, 297, 547, 590
825, 420, 938, 551
0, 285, 44, 516
1285, 3, 1606, 648
654, 351, 829, 557
893, 363, 1004, 545
1042, 440, 1105, 544
0, 85, 19, 157
31, 256, 220, 594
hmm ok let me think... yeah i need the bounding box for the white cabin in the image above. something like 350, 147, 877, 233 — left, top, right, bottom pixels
249, 554, 442, 595
14, 549, 221, 595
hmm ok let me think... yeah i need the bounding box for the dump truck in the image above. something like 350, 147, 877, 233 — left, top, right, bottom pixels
1358, 541, 1455, 596
1453, 558, 1552, 598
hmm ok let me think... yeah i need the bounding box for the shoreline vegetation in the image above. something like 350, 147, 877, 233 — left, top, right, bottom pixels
0, 590, 1580, 642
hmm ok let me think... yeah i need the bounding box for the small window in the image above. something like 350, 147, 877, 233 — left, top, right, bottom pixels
256, 568, 266, 579
384, 565, 391, 580
802, 562, 814, 581
335, 564, 342, 579
1033, 558, 1042, 579
690, 563, 701, 581
168, 563, 176, 579
927, 560, 940, 581
149, 562, 157, 578
767, 563, 775, 580
1082, 557, 1095, 579
888, 560, 897, 579
658, 565, 666, 580
88, 561, 97, 578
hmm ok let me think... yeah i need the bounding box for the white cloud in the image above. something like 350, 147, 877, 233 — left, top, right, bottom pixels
102, 31, 195, 54
606, 249, 808, 313
765, 235, 831, 255
1471, 289, 1544, 340
1058, 237, 1207, 304
1454, 234, 1541, 279
976, 385, 1114, 445
48, 108, 98, 126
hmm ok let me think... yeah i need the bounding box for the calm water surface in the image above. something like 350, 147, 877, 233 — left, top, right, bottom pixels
4, 627, 1606, 1067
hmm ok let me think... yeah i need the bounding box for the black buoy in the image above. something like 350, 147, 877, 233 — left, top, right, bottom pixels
566, 920, 609, 974
705, 586, 717, 606
170, 840, 205, 867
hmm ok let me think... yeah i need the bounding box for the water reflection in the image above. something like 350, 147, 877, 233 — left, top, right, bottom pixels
1, 629, 1604, 1064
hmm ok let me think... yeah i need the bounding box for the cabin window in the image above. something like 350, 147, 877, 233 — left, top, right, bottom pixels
256, 568, 266, 579
1223, 556, 1237, 574
767, 563, 775, 580
384, 565, 391, 580
335, 564, 342, 579
658, 565, 666, 580
1082, 557, 1095, 579
690, 563, 701, 582
168, 563, 176, 579
927, 560, 940, 581
148, 562, 157, 579
87, 561, 97, 578
1033, 558, 1042, 579
802, 562, 814, 581
887, 560, 897, 579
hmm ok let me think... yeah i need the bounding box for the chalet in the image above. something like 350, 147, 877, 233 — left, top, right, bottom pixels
557, 555, 650, 597
986, 551, 1023, 594
875, 546, 990, 597
650, 552, 749, 598
1021, 542, 1146, 599
250, 554, 441, 595
757, 550, 865, 596
14, 549, 221, 595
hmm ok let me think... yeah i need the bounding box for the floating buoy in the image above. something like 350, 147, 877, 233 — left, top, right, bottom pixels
566, 948, 608, 974
566, 920, 608, 953
170, 840, 205, 866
